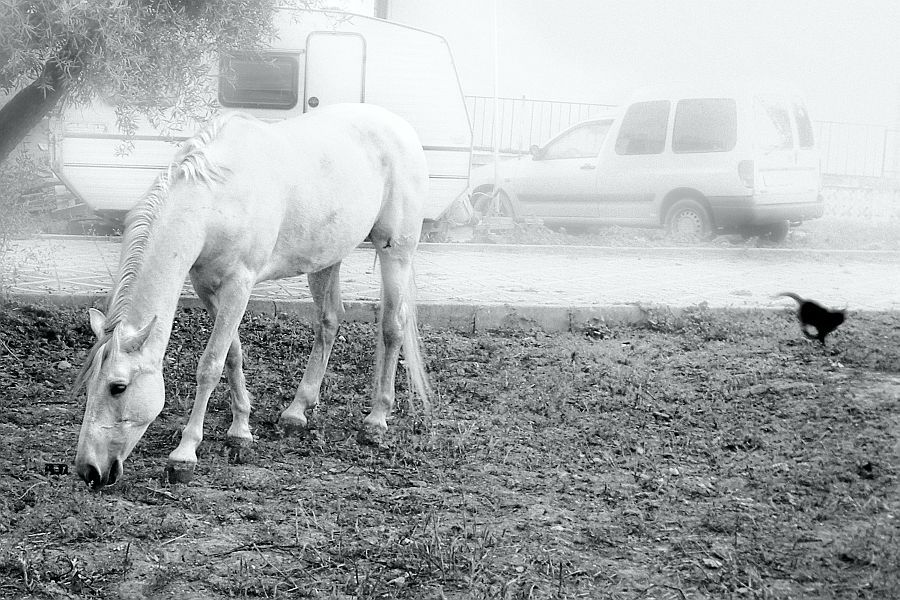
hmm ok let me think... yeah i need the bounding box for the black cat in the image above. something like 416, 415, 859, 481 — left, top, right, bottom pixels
776, 292, 845, 345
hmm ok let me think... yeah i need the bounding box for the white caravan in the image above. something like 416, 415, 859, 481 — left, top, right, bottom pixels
51, 9, 472, 225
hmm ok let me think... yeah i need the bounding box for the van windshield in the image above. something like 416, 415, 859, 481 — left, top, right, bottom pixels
673, 98, 737, 153
542, 121, 613, 159
755, 97, 794, 151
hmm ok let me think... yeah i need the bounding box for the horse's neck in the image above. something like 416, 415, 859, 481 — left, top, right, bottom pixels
124, 216, 204, 358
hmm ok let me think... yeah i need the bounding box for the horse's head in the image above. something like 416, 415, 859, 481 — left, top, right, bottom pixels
75, 308, 162, 490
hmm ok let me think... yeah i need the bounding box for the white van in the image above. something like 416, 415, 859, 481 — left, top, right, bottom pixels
52, 9, 472, 225
470, 83, 823, 241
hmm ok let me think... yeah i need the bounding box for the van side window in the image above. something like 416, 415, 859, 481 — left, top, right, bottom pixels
615, 101, 670, 155
672, 98, 736, 153
792, 101, 815, 148
754, 98, 793, 151
542, 121, 612, 160
219, 53, 299, 110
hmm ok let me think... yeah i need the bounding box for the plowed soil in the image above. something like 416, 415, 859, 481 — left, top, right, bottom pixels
1, 301, 898, 599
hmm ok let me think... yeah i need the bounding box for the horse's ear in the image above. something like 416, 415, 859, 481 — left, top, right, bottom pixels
121, 316, 158, 353
88, 308, 107, 339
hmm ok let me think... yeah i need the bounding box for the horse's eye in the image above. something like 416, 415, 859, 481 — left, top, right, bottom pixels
109, 382, 128, 396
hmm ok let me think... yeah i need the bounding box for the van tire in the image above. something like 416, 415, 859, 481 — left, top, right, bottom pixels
762, 220, 790, 244
665, 198, 713, 242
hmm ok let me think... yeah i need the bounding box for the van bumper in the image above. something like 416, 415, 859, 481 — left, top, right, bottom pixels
708, 194, 824, 230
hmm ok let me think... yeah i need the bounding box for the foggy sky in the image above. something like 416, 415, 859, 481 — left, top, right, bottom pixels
387, 0, 900, 126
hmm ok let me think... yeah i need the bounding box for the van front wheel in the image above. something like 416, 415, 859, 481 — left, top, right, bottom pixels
665, 198, 713, 242
472, 188, 516, 219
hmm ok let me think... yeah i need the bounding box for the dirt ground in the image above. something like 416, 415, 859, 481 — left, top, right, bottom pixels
458, 216, 900, 252
0, 301, 898, 599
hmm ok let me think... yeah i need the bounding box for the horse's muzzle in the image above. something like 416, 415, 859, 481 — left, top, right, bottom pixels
76, 458, 122, 490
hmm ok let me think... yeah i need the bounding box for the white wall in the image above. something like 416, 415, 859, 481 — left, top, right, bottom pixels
387, 0, 900, 126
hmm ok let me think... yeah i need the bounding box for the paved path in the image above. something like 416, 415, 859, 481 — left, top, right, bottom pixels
4, 238, 897, 316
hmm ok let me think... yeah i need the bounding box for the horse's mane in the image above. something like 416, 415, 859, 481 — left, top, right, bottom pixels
73, 112, 254, 394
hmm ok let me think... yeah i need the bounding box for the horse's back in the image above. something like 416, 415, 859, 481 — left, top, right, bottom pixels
276, 103, 428, 191
203, 104, 428, 279
279, 104, 428, 226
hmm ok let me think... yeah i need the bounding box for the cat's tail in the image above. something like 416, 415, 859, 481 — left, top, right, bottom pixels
774, 292, 804, 304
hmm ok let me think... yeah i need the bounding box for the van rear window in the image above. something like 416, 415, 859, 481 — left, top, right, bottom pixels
755, 97, 794, 151
615, 101, 670, 155
793, 101, 815, 148
219, 53, 299, 110
673, 98, 736, 153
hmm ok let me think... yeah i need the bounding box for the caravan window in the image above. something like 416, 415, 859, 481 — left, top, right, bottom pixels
219, 53, 299, 110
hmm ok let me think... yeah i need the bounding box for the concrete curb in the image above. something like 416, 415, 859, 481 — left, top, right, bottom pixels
4, 292, 804, 333
416, 243, 900, 260
34, 234, 900, 259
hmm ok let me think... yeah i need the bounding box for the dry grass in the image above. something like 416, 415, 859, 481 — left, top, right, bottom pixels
0, 302, 898, 599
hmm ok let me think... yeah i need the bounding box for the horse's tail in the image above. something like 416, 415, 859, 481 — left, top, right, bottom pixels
399, 263, 432, 415
373, 257, 432, 416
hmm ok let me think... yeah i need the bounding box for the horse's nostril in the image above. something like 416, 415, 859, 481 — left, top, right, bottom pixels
78, 463, 103, 490
106, 460, 122, 486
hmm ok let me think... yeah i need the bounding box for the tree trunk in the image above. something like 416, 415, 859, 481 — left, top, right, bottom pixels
0, 58, 78, 166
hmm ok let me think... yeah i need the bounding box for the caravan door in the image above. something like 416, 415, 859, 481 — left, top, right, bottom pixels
304, 32, 366, 111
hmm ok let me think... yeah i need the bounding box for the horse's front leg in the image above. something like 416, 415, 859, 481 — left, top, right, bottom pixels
167, 277, 254, 483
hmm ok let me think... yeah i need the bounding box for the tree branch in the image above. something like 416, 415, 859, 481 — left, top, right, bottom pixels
0, 44, 86, 165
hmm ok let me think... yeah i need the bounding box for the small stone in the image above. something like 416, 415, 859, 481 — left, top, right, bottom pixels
56, 360, 71, 370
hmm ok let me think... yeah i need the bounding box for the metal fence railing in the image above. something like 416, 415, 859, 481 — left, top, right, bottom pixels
466, 95, 900, 181
466, 95, 617, 154
815, 121, 900, 179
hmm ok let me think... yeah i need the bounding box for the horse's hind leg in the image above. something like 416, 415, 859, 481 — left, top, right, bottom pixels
167, 274, 254, 482
279, 262, 344, 434
359, 247, 416, 445
219, 335, 254, 461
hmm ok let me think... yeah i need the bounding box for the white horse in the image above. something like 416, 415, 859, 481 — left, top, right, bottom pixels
73, 103, 431, 489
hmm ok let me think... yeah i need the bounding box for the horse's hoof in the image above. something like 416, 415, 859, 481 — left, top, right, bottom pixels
278, 412, 314, 437
165, 462, 195, 484
225, 437, 254, 465
357, 424, 388, 447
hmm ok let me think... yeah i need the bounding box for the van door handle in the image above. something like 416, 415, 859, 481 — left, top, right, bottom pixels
580, 163, 596, 170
